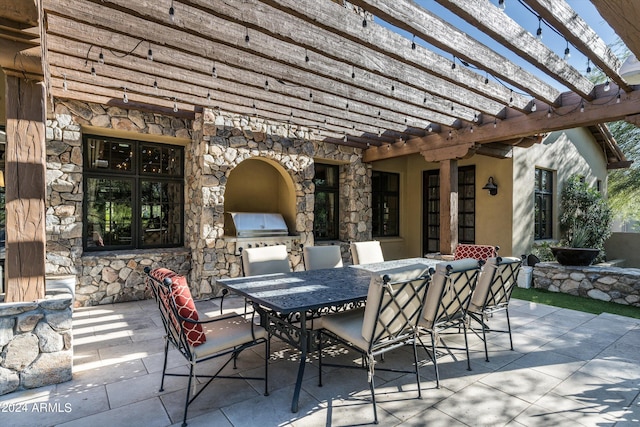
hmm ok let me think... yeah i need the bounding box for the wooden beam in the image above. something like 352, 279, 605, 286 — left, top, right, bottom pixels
364, 83, 640, 162
257, 0, 529, 111
522, 0, 629, 92
349, 0, 562, 105
4, 75, 46, 303
421, 142, 477, 163
439, 159, 458, 255
2, 0, 39, 27
43, 8, 456, 132
591, 0, 640, 61
437, 0, 595, 99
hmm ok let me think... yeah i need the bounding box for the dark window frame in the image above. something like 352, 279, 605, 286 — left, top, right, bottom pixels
82, 135, 185, 252
372, 171, 400, 238
313, 163, 340, 241
534, 168, 553, 240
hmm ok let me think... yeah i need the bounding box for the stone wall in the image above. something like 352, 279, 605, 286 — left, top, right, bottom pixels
45, 99, 372, 305
533, 262, 640, 307
187, 109, 371, 298
0, 290, 73, 396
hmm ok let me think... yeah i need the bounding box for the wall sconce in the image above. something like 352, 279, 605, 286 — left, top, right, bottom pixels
482, 176, 498, 196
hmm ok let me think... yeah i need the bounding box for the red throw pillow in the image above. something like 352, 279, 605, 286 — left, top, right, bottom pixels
454, 244, 496, 261
169, 275, 206, 347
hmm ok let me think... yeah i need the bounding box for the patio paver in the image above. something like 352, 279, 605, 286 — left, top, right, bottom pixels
1, 296, 638, 427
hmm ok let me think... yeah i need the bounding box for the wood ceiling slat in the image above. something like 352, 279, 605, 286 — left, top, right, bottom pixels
77, 0, 500, 121
591, 0, 640, 61
436, 0, 595, 99
522, 0, 629, 92
43, 13, 448, 138
349, 0, 562, 105
44, 1, 465, 134
217, 0, 529, 111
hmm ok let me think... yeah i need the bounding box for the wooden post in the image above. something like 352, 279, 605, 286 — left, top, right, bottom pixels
439, 159, 458, 255
4, 75, 46, 302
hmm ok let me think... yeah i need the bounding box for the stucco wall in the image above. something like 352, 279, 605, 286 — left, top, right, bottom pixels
512, 128, 609, 257
605, 232, 640, 268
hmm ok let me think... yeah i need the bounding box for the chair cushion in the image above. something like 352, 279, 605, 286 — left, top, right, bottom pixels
242, 245, 291, 276
322, 308, 368, 352
303, 245, 343, 270
150, 268, 206, 347
361, 264, 431, 342
453, 244, 497, 261
193, 314, 267, 359
469, 257, 521, 313
350, 241, 384, 265
420, 258, 479, 329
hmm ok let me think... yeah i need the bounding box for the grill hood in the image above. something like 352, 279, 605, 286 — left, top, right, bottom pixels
225, 212, 289, 238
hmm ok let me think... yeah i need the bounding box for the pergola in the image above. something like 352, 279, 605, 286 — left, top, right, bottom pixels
1, 0, 638, 302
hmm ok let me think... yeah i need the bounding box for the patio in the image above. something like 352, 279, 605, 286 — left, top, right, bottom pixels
1, 296, 638, 427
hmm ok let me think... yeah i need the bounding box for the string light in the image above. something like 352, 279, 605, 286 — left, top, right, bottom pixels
377, 128, 382, 137
305, 49, 309, 63
530, 98, 537, 112
493, 118, 497, 128
451, 55, 456, 70
153, 79, 158, 89
484, 72, 489, 84
586, 59, 592, 75
63, 74, 68, 91
547, 107, 552, 118
536, 17, 543, 40
169, 0, 175, 23
91, 65, 96, 76
473, 113, 479, 122
563, 40, 571, 61
470, 125, 474, 133
498, 0, 506, 10
617, 91, 621, 103
212, 64, 217, 78
580, 100, 585, 113
427, 124, 433, 132
352, 66, 355, 79
345, 102, 349, 112
309, 91, 313, 103
147, 42, 153, 61
123, 87, 128, 103
509, 89, 514, 107
245, 28, 250, 45
344, 132, 348, 142
448, 130, 452, 139
411, 35, 416, 50
173, 97, 178, 112
604, 79, 611, 92
264, 78, 269, 91
362, 18, 367, 28
98, 50, 104, 65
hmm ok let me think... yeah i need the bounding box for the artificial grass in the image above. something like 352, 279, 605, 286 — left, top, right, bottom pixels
512, 287, 640, 320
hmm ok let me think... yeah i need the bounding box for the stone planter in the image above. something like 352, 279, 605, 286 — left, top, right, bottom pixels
550, 247, 600, 266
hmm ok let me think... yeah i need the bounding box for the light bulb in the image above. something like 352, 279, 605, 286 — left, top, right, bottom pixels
617, 92, 621, 103
169, 6, 175, 23
427, 125, 433, 132
264, 80, 269, 91
63, 75, 68, 91
473, 113, 478, 122
580, 101, 585, 113
147, 48, 153, 61
498, 0, 506, 10
343, 133, 347, 142
493, 119, 497, 128
531, 100, 537, 112
91, 66, 96, 76
564, 47, 570, 61
470, 126, 474, 133
604, 80, 611, 92
212, 66, 217, 78
207, 91, 211, 101
173, 99, 178, 112
309, 92, 313, 103
123, 89, 128, 104
153, 79, 158, 89
547, 108, 552, 118
98, 51, 104, 65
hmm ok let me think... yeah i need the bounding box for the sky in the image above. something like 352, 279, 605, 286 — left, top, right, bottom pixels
391, 0, 623, 92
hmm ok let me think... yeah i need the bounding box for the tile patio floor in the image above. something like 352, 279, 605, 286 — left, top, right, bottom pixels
1, 296, 639, 427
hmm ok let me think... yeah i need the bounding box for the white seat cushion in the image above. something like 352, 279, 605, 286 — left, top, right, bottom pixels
350, 241, 384, 265
242, 245, 291, 276
469, 256, 521, 313
193, 313, 267, 359
303, 245, 343, 270
322, 308, 368, 351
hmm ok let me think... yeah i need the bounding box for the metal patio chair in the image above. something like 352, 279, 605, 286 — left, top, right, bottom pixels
318, 264, 433, 424
145, 267, 269, 427
302, 244, 343, 270
416, 258, 482, 388
468, 256, 523, 361
350, 240, 384, 265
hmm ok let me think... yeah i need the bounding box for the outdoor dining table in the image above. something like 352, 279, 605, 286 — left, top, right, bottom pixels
215, 257, 440, 413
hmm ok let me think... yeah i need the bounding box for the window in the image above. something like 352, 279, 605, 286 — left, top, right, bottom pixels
534, 168, 553, 240
313, 163, 339, 240
372, 171, 399, 237
83, 135, 184, 251
422, 166, 476, 252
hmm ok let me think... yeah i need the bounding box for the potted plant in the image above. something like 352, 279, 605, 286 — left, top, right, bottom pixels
551, 175, 612, 266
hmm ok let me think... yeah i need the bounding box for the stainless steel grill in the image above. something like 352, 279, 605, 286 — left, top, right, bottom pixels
225, 212, 289, 238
